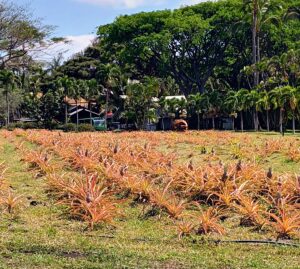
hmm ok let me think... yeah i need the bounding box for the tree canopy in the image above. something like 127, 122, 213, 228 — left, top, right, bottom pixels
0, 0, 299, 132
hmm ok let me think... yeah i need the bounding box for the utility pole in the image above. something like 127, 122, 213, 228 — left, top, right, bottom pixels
105, 88, 109, 130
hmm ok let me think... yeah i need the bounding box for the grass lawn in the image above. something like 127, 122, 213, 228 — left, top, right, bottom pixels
0, 130, 299, 269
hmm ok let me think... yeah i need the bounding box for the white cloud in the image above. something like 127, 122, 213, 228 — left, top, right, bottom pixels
35, 34, 96, 63
63, 34, 96, 58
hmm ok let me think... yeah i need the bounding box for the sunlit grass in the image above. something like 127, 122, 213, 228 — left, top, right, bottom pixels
0, 130, 299, 269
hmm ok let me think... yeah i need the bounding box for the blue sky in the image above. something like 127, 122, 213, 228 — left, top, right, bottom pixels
15, 0, 204, 60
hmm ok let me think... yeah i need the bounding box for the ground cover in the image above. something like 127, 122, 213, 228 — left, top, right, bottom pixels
0, 129, 299, 269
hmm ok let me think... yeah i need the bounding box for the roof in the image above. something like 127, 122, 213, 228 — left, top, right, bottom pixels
68, 108, 100, 117
64, 97, 89, 106
14, 118, 38, 122
120, 96, 182, 102
164, 95, 187, 101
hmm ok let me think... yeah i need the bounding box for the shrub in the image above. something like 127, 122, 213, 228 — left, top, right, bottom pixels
5, 122, 39, 130
5, 123, 21, 131
44, 121, 60, 130
78, 124, 95, 132
22, 122, 39, 129
62, 123, 77, 132
62, 123, 95, 132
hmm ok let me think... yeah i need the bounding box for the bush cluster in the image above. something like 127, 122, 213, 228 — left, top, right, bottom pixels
4, 122, 95, 132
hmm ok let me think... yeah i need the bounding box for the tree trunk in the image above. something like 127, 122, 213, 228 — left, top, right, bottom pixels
232, 117, 235, 131
253, 110, 257, 131
256, 34, 260, 84
162, 116, 165, 131
266, 110, 270, 132
252, 1, 259, 87
255, 110, 259, 131
105, 89, 109, 130
76, 100, 79, 132
89, 101, 92, 125
257, 34, 261, 62
6, 92, 10, 126
197, 113, 200, 131
292, 110, 296, 134
65, 103, 68, 125
142, 109, 147, 130
279, 108, 283, 134
212, 116, 215, 130
240, 111, 244, 132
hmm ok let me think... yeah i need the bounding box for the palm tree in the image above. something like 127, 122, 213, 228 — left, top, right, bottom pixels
246, 90, 260, 131
224, 90, 239, 131
125, 78, 159, 130
164, 98, 186, 120
174, 98, 187, 119
283, 49, 300, 87
74, 80, 85, 131
108, 66, 127, 95
144, 77, 160, 126
0, 70, 19, 125
225, 89, 252, 132
47, 53, 64, 75
188, 93, 203, 130
86, 79, 100, 124
266, 50, 300, 98
243, 0, 281, 86
164, 98, 177, 119
206, 90, 222, 129
257, 90, 271, 131
286, 86, 300, 134
57, 76, 75, 125
159, 97, 168, 131
270, 86, 290, 134
236, 89, 249, 132
284, 6, 300, 20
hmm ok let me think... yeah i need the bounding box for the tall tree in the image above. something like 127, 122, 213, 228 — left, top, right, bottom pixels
236, 89, 249, 132
125, 78, 159, 129
0, 70, 19, 125
287, 86, 300, 134
225, 89, 250, 132
243, 0, 282, 86
85, 79, 100, 124
270, 86, 290, 133
97, 0, 242, 95
257, 90, 272, 131
57, 76, 75, 125
74, 80, 85, 130
0, 1, 62, 69
246, 90, 261, 131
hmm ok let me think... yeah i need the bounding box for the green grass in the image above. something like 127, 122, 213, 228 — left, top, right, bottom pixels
0, 133, 299, 269
158, 131, 300, 173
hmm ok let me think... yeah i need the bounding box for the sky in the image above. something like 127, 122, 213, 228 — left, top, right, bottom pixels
15, 0, 206, 61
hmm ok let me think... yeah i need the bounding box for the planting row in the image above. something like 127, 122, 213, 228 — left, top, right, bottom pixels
3, 129, 300, 240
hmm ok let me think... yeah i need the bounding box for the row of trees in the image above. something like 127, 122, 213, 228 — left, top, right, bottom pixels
181, 85, 299, 133
0, 0, 299, 133
0, 0, 65, 127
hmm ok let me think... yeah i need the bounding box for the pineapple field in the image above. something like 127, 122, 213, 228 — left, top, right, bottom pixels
0, 129, 299, 269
